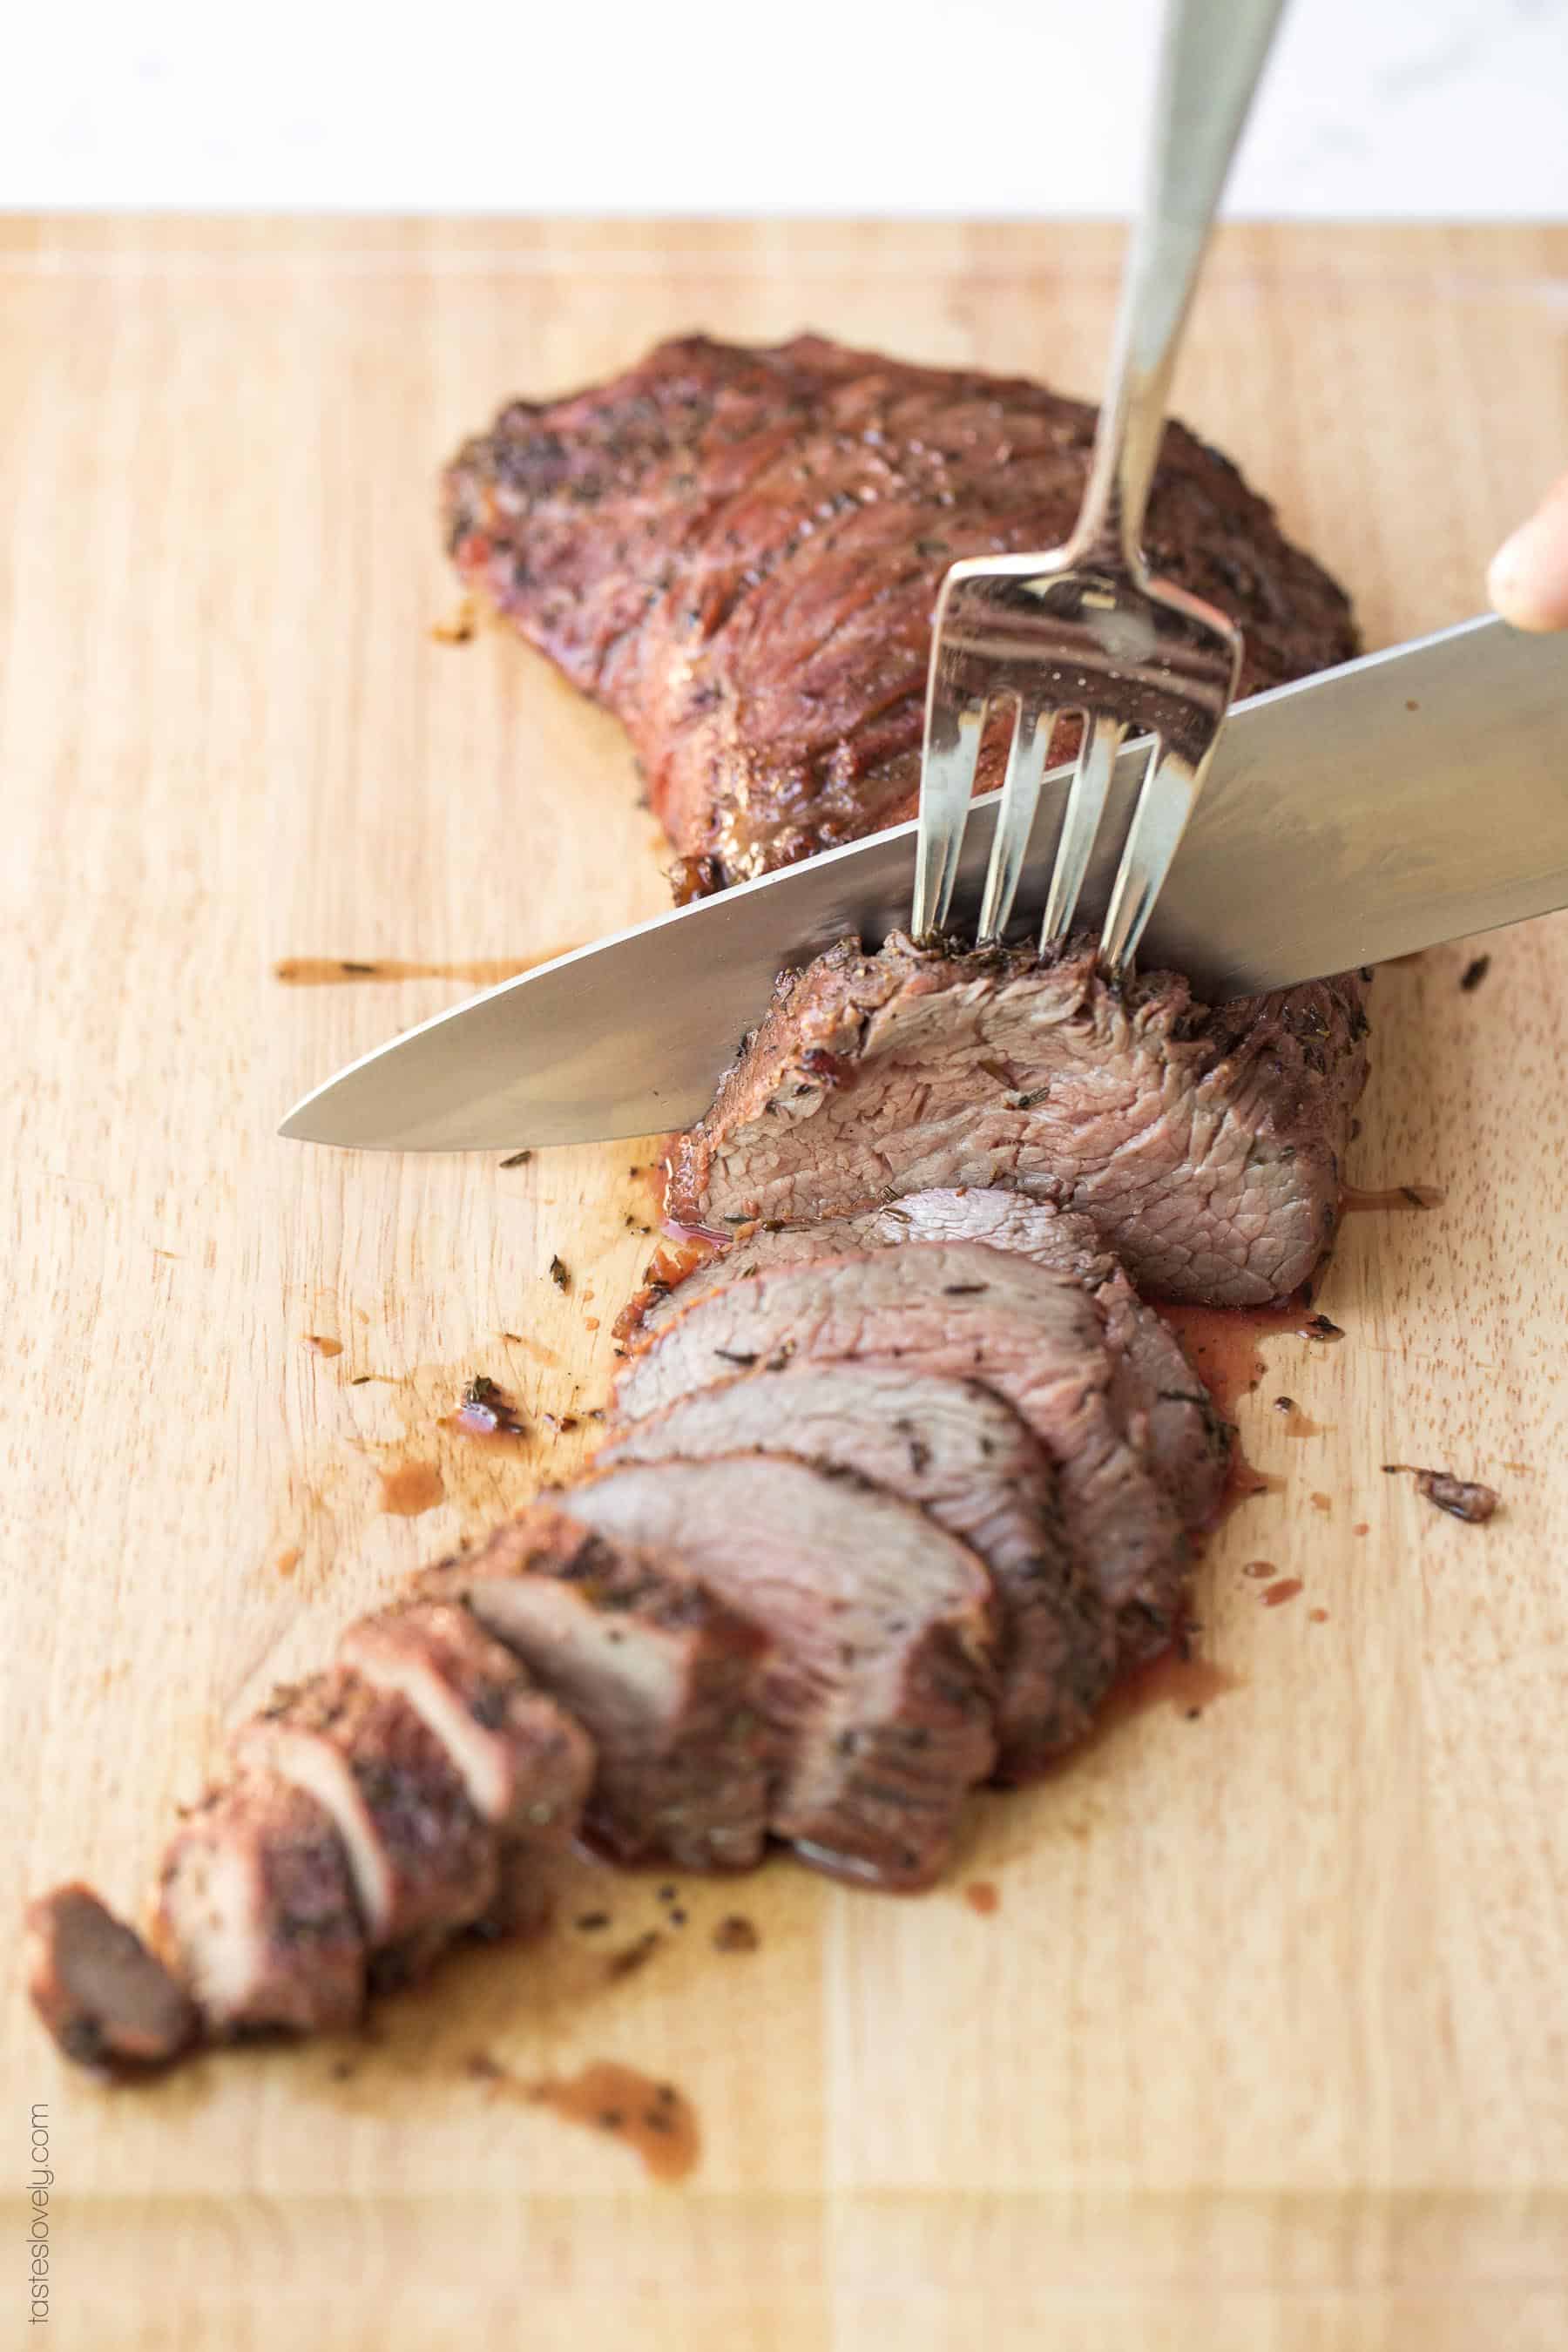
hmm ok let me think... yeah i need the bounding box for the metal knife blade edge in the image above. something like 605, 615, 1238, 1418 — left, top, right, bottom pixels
278, 613, 1568, 1150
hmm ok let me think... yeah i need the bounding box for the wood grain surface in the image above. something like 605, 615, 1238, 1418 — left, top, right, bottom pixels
2, 218, 1565, 2351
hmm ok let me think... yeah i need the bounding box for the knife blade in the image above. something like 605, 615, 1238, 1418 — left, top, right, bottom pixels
280, 613, 1568, 1153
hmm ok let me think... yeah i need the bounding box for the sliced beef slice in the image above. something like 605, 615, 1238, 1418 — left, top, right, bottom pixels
339, 1600, 594, 1849
631, 1186, 1229, 1525
615, 1241, 1184, 1654
562, 1454, 998, 1889
25, 1883, 197, 2070
153, 1774, 366, 2038
412, 1503, 774, 1873
598, 1363, 1112, 1777
446, 334, 1356, 893
666, 935, 1369, 1308
233, 1672, 497, 1958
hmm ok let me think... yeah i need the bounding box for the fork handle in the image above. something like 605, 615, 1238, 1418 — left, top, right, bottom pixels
1072, 0, 1288, 574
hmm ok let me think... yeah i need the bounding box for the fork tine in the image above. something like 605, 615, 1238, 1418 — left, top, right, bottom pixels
1099, 733, 1215, 972
1039, 712, 1128, 947
976, 701, 1055, 946
911, 693, 988, 936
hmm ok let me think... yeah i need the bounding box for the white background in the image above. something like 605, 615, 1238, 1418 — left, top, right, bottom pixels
4, 0, 1567, 216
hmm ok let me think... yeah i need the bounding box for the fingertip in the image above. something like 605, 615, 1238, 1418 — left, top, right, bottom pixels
1489, 538, 1560, 632
1489, 477, 1568, 632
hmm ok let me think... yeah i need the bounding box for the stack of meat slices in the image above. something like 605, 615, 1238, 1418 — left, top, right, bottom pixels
25, 1519, 765, 2065
24, 1176, 1234, 2072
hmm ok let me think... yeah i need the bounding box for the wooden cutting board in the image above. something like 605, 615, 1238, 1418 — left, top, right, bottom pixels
3, 218, 1565, 2352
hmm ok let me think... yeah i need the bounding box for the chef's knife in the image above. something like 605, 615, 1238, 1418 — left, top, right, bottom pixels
280, 614, 1567, 1152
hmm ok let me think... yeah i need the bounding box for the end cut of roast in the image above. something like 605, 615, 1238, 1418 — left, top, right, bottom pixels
25, 1884, 196, 2071
666, 936, 1369, 1308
